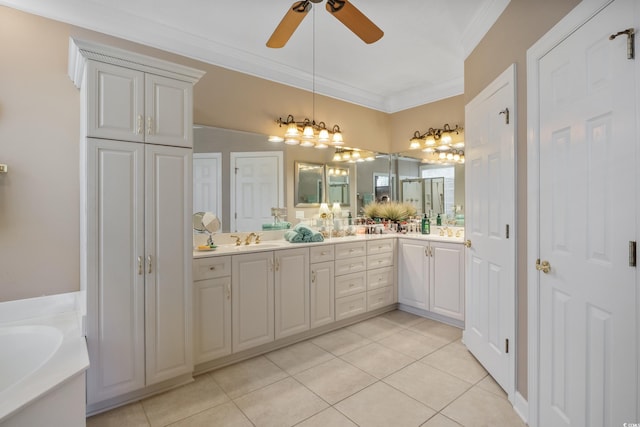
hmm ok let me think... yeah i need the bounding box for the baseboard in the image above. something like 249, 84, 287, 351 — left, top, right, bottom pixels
513, 391, 528, 425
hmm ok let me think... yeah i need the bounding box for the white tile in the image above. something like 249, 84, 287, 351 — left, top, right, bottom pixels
442, 387, 527, 427
234, 377, 328, 427
87, 402, 149, 427
141, 374, 229, 426
211, 356, 288, 399
341, 342, 414, 379
421, 414, 463, 427
311, 328, 372, 356
378, 328, 446, 359
335, 382, 435, 427
294, 357, 376, 404
265, 340, 335, 375
295, 407, 358, 427
384, 362, 472, 410
476, 374, 507, 399
408, 318, 462, 345
380, 309, 425, 327
420, 340, 487, 383
170, 401, 252, 427
346, 316, 403, 341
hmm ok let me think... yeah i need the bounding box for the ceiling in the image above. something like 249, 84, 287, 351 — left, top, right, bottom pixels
1, 0, 510, 113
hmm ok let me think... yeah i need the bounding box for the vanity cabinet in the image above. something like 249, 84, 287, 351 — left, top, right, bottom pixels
72, 38, 204, 409
309, 246, 335, 328
429, 241, 464, 321
366, 240, 396, 310
85, 61, 193, 147
334, 241, 368, 320
193, 256, 232, 364
231, 247, 310, 351
84, 138, 193, 404
398, 238, 465, 322
231, 251, 275, 352
275, 248, 310, 339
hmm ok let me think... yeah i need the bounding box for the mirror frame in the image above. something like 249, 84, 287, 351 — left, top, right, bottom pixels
294, 161, 325, 207
325, 164, 351, 207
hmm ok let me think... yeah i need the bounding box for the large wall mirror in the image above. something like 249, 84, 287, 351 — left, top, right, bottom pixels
192, 125, 464, 233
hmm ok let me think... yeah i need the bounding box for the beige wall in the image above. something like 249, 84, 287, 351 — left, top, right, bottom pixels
0, 5, 389, 302
464, 0, 581, 398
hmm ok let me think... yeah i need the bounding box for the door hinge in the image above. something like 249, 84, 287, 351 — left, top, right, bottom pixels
234, 167, 239, 174
505, 338, 509, 354
505, 224, 510, 239
609, 28, 635, 60
629, 241, 636, 267
499, 108, 510, 124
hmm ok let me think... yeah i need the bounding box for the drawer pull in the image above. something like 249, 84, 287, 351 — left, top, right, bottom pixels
349, 283, 354, 287
321, 251, 328, 255
209, 266, 216, 271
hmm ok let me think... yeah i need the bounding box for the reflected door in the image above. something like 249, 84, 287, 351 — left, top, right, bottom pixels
537, 1, 637, 425
231, 152, 283, 232
193, 153, 222, 219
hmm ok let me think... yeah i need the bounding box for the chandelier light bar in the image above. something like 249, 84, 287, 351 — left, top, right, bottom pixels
409, 123, 465, 164
269, 115, 344, 149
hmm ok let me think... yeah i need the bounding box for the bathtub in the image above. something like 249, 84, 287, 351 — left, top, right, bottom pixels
0, 292, 89, 427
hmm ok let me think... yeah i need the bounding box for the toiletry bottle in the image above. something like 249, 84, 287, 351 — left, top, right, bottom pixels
421, 214, 428, 234
436, 213, 442, 226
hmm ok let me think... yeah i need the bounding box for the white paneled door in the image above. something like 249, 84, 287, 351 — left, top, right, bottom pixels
535, 0, 638, 425
463, 64, 516, 397
230, 152, 283, 232
193, 153, 222, 217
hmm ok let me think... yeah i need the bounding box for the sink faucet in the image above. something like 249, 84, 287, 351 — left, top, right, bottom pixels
230, 235, 242, 246
245, 232, 258, 245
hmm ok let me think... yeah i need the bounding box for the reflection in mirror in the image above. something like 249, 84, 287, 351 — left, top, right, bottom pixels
326, 165, 350, 206
295, 162, 325, 207
193, 211, 220, 246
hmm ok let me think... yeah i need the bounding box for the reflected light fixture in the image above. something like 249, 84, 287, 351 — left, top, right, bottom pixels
408, 123, 465, 164
267, 7, 344, 149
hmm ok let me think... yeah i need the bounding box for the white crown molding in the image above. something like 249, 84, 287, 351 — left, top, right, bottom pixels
461, 0, 511, 58
3, 0, 496, 112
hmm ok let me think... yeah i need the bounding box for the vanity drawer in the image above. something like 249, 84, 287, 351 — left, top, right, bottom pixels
310, 245, 335, 263
335, 256, 366, 276
335, 271, 367, 298
193, 256, 231, 280
367, 252, 394, 270
335, 241, 367, 259
367, 286, 394, 311
367, 239, 395, 255
367, 266, 394, 290
336, 292, 367, 321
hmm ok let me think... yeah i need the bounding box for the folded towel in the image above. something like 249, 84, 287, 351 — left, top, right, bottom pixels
309, 232, 324, 242
293, 223, 314, 237
284, 230, 304, 243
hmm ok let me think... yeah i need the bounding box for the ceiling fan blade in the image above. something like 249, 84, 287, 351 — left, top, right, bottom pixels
326, 0, 383, 44
267, 1, 311, 48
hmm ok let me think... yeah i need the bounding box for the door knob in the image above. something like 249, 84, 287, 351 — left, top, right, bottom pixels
535, 259, 551, 274
464, 240, 472, 248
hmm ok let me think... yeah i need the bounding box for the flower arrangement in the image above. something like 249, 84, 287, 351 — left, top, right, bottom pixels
363, 201, 417, 221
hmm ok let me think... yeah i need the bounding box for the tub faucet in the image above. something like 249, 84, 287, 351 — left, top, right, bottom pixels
245, 232, 258, 245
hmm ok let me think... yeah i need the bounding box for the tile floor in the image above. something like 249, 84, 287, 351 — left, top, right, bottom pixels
87, 310, 526, 427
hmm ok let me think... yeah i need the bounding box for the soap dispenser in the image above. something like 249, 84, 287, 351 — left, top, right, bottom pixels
436, 213, 442, 226
421, 214, 430, 234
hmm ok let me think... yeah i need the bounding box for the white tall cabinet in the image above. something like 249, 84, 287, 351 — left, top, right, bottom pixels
70, 38, 204, 410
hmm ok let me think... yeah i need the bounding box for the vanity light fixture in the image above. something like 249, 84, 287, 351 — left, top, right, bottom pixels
271, 115, 343, 148
409, 123, 465, 164
332, 147, 375, 163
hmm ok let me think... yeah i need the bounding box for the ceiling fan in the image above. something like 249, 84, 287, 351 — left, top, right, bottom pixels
266, 0, 383, 48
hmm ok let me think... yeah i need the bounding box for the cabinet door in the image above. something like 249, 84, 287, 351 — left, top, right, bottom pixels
232, 252, 275, 351
430, 242, 465, 321
85, 139, 145, 404
145, 74, 192, 147
145, 144, 193, 385
310, 261, 335, 328
397, 239, 429, 310
193, 277, 232, 364
86, 61, 145, 142
275, 248, 310, 339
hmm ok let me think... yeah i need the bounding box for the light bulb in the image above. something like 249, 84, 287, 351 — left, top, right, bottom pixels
300, 140, 315, 147
425, 135, 436, 146
352, 151, 360, 159
333, 152, 342, 161
284, 138, 300, 145
332, 131, 344, 145
422, 147, 434, 153
409, 138, 421, 149
268, 135, 284, 143
318, 128, 330, 142
441, 132, 452, 144
439, 152, 446, 159
447, 152, 454, 160
342, 152, 351, 160
302, 125, 315, 139
315, 142, 328, 149
285, 122, 299, 138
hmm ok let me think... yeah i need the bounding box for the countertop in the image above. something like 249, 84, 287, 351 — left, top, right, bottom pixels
194, 230, 465, 258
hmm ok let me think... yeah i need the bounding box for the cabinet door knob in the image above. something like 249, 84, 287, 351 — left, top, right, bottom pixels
137, 115, 143, 134
147, 117, 153, 135
464, 240, 472, 248
535, 259, 551, 274
147, 255, 152, 273
138, 256, 143, 275
226, 283, 231, 300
